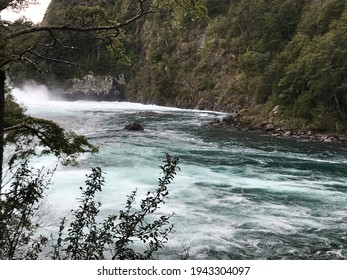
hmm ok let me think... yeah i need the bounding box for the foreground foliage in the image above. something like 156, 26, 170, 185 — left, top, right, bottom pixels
0, 161, 52, 259
0, 154, 179, 260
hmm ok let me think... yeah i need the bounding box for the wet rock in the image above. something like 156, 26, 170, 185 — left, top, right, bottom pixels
261, 120, 268, 126
265, 123, 275, 131
230, 112, 239, 119
124, 122, 144, 131
219, 116, 228, 123
271, 105, 280, 115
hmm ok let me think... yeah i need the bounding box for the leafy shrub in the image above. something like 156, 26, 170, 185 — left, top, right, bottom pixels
0, 154, 179, 259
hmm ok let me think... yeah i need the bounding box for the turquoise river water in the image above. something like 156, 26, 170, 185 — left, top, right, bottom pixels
11, 84, 347, 260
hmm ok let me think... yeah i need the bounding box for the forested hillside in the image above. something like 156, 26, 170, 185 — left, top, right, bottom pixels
13, 0, 347, 133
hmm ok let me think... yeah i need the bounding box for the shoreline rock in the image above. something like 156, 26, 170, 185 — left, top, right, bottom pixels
209, 112, 347, 143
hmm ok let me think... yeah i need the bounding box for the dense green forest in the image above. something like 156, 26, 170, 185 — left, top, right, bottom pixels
12, 0, 347, 133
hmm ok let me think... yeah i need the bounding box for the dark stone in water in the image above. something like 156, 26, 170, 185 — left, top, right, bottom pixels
124, 122, 144, 131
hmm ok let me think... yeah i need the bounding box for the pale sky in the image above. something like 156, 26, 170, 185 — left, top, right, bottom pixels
1, 0, 51, 23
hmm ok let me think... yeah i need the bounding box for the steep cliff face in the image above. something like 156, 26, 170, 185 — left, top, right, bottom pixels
53, 74, 127, 101
124, 6, 250, 112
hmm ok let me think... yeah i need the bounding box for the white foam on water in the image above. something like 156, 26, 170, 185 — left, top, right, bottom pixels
11, 83, 225, 117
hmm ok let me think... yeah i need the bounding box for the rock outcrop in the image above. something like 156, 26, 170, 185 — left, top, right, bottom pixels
56, 74, 126, 101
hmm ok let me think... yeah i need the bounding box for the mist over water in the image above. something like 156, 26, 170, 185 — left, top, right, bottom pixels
11, 83, 51, 105
11, 85, 347, 260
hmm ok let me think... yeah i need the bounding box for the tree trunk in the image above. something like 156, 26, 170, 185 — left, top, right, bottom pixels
0, 68, 5, 188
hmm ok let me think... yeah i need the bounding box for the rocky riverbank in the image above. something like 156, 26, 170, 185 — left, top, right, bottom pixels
209, 111, 347, 143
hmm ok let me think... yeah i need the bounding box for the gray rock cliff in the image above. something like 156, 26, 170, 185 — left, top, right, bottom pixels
57, 74, 126, 101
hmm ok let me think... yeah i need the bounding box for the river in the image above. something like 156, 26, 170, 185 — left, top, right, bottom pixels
12, 84, 347, 260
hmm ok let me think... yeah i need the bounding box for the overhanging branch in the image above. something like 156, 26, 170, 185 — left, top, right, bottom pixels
4, 122, 28, 133
7, 10, 154, 39
21, 56, 42, 72
43, 30, 76, 49
29, 50, 79, 67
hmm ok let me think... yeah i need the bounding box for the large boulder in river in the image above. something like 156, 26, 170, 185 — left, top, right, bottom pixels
124, 122, 144, 131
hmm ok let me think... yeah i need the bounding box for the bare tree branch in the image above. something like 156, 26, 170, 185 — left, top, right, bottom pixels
29, 50, 79, 66
43, 30, 76, 49
21, 56, 42, 72
7, 10, 154, 39
4, 122, 28, 133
